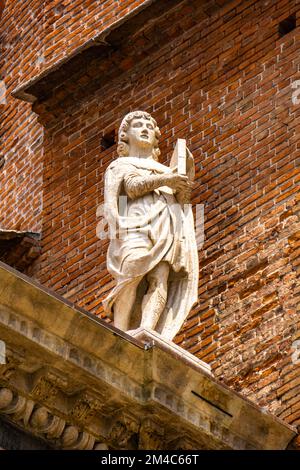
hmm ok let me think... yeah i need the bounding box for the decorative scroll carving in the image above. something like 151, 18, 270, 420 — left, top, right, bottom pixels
0, 387, 34, 424
138, 418, 165, 450
70, 391, 103, 425
0, 387, 100, 450
0, 347, 25, 380
30, 406, 65, 439
109, 412, 139, 448
32, 378, 58, 404
0, 387, 13, 409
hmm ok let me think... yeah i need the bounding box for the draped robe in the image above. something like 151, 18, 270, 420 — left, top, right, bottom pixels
102, 156, 199, 340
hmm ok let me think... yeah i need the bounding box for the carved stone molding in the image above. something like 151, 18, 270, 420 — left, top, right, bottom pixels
61, 426, 95, 450
0, 387, 34, 427
30, 406, 65, 439
0, 386, 105, 450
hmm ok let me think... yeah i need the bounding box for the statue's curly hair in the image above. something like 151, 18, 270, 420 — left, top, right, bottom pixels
117, 110, 161, 161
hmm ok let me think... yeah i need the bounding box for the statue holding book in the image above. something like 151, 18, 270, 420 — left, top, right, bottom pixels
103, 111, 199, 340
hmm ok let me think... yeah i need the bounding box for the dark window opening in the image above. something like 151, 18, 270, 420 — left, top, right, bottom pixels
279, 13, 296, 37
101, 130, 116, 150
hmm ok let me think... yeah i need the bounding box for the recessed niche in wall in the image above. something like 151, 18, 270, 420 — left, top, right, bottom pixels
101, 130, 115, 150
279, 13, 296, 37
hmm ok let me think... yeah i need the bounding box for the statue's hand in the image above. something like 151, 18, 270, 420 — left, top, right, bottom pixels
186, 148, 195, 181
186, 148, 194, 162
176, 181, 194, 204
164, 173, 190, 192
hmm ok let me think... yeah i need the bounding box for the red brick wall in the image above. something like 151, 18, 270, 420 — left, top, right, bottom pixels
2, 0, 300, 428
0, 0, 43, 231
0, 0, 150, 231
3, 0, 150, 86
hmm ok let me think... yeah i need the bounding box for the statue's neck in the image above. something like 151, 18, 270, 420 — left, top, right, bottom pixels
129, 155, 153, 160
128, 145, 153, 159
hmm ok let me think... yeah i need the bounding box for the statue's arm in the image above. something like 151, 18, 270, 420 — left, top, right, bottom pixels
124, 172, 170, 199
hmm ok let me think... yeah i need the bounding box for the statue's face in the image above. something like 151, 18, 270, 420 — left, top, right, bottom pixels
127, 117, 156, 150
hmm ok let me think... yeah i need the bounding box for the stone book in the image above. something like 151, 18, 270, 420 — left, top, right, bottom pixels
170, 138, 186, 175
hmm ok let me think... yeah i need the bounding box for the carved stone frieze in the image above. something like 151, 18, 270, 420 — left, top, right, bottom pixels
70, 391, 103, 426
109, 412, 140, 448
61, 425, 95, 450
30, 367, 70, 406
138, 418, 165, 450
0, 386, 106, 450
0, 347, 25, 381
31, 378, 58, 404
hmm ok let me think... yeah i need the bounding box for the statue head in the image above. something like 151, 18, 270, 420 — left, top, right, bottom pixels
117, 111, 161, 161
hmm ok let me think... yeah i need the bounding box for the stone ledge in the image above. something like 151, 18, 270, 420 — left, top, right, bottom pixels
130, 327, 212, 375
0, 261, 296, 450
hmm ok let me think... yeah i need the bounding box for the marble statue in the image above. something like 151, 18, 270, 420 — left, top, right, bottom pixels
103, 111, 199, 340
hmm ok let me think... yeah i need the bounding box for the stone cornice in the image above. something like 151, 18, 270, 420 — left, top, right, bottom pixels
0, 262, 296, 449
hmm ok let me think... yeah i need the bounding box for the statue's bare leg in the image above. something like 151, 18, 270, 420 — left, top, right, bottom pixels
113, 278, 141, 331
141, 261, 169, 330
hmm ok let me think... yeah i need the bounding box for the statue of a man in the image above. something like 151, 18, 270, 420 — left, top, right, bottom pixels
103, 111, 199, 340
